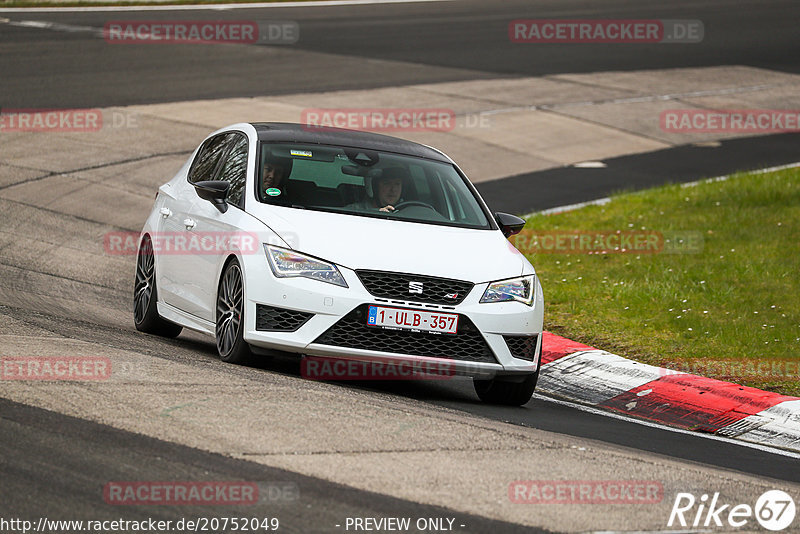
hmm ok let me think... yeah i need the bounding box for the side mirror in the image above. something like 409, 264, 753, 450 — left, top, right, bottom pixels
495, 212, 526, 237
193, 180, 230, 213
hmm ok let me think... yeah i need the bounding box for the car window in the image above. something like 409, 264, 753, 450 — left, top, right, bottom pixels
217, 133, 248, 208
188, 133, 230, 184
257, 142, 491, 230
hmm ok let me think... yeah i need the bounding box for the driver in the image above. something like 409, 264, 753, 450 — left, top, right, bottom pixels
349, 166, 407, 212
261, 153, 293, 201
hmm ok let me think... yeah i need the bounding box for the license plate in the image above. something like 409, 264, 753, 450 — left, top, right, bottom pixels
367, 305, 459, 335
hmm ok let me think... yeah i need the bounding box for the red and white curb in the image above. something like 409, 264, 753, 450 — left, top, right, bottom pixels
538, 332, 800, 453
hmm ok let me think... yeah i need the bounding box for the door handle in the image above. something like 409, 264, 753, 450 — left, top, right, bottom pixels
159, 207, 172, 218
183, 218, 196, 230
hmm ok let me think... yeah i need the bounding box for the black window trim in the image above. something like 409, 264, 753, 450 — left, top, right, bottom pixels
187, 132, 230, 185
217, 131, 249, 211
187, 130, 250, 212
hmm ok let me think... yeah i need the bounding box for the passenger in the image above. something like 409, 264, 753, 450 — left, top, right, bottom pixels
348, 167, 407, 212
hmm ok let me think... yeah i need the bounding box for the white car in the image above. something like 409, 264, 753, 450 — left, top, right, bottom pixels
134, 122, 544, 405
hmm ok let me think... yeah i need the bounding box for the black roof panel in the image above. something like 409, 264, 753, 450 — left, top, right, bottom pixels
251, 122, 451, 163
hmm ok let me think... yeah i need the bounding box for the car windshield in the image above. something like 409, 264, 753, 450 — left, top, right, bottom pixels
256, 142, 492, 229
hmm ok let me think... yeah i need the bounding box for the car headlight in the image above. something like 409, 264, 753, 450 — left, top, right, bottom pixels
264, 245, 348, 287
480, 275, 535, 306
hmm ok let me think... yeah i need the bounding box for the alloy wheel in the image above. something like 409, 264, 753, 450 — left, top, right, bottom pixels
216, 263, 244, 357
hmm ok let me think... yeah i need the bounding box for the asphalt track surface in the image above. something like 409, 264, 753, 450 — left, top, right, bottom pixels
1, 301, 798, 531
1, 0, 799, 108
477, 132, 800, 214
2, 0, 800, 531
0, 398, 544, 534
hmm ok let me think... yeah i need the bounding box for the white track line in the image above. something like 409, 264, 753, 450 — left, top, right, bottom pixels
2, 19, 103, 35
678, 161, 800, 188
0, 0, 453, 13
527, 161, 800, 218
534, 197, 611, 216
533, 393, 800, 460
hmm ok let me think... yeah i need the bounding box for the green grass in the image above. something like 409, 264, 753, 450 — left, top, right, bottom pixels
516, 166, 800, 396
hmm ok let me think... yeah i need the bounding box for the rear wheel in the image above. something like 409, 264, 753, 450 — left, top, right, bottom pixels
215, 258, 252, 364
473, 369, 539, 406
133, 235, 183, 338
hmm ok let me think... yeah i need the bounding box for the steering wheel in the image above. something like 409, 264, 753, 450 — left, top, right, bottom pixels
392, 200, 436, 211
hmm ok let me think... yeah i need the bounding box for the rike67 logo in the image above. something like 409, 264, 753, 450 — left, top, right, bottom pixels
668, 490, 796, 531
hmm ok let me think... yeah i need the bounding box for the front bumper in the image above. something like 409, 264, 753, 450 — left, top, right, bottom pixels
241, 260, 543, 379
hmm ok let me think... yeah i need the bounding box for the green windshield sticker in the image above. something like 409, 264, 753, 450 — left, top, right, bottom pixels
265, 188, 282, 197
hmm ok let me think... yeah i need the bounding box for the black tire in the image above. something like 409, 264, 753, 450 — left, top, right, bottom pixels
133, 235, 183, 338
473, 369, 539, 406
215, 258, 252, 364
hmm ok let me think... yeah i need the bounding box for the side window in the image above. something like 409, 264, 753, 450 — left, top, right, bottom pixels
218, 134, 248, 208
188, 134, 229, 184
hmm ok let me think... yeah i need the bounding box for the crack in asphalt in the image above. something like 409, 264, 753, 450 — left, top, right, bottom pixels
236, 444, 564, 456
0, 260, 125, 293
0, 150, 191, 192
0, 196, 143, 231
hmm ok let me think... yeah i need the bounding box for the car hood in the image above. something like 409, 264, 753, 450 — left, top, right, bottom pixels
249, 205, 529, 283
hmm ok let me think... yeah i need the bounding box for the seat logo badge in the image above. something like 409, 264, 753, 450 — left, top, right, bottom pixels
408, 281, 424, 294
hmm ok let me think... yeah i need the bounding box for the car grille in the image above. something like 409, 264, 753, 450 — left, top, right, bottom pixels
355, 270, 474, 305
313, 305, 497, 364
255, 304, 313, 332
503, 335, 539, 362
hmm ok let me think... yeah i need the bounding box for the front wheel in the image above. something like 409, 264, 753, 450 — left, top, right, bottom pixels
473, 370, 539, 406
215, 258, 252, 364
133, 235, 183, 338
